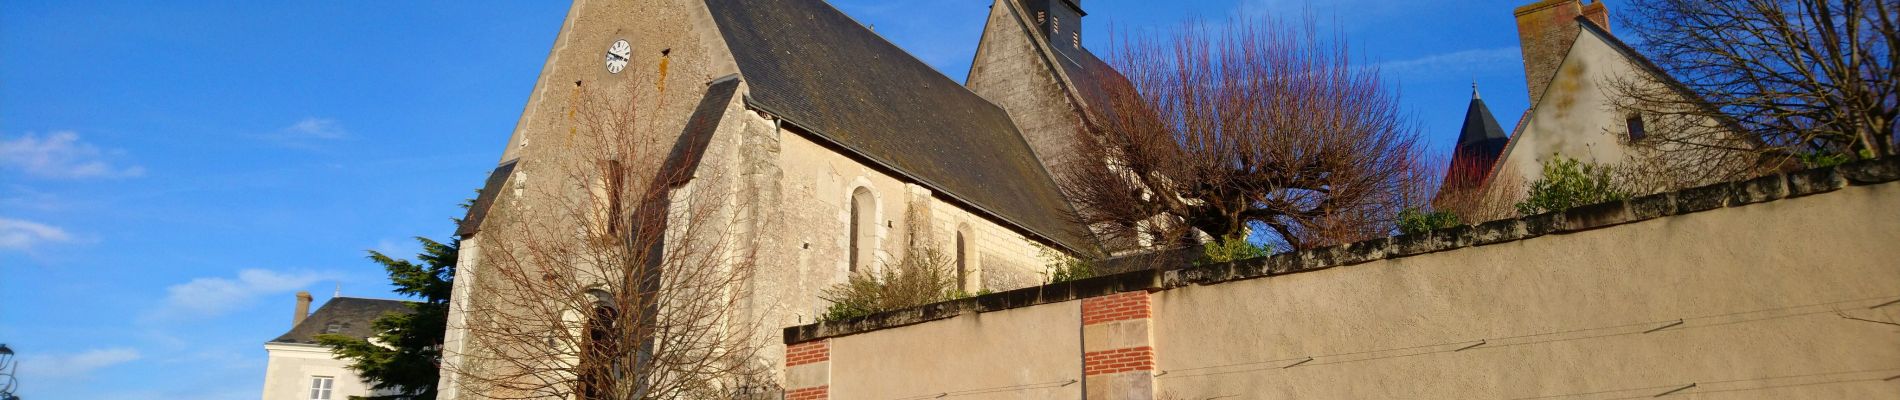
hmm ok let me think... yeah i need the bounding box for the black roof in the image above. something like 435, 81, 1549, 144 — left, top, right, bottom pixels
1441, 94, 1512, 191
702, 0, 1096, 253
269, 297, 413, 345
1459, 94, 1510, 148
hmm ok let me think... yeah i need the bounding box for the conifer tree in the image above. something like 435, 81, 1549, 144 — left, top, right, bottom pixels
316, 232, 458, 400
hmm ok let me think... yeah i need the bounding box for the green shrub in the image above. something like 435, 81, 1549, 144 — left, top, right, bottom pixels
1038, 245, 1095, 283
1515, 157, 1630, 216
818, 247, 958, 322
1195, 235, 1269, 265
1797, 148, 1873, 169
1397, 208, 1462, 235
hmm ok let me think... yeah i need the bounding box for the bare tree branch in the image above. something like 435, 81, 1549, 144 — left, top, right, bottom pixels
450, 76, 770, 400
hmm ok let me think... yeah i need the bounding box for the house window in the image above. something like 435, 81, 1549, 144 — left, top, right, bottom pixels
1627, 114, 1647, 141
849, 187, 876, 273
309, 376, 334, 400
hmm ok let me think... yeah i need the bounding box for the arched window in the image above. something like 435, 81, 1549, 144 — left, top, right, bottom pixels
955, 224, 977, 292
850, 187, 876, 273
955, 231, 969, 292
579, 291, 619, 400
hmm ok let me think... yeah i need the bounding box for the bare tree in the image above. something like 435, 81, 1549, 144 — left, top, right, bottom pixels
1066, 17, 1429, 251
451, 77, 769, 400
1430, 155, 1527, 225
1, 344, 18, 400
1616, 0, 1898, 169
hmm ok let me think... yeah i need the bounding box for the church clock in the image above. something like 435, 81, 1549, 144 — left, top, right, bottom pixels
604, 40, 631, 74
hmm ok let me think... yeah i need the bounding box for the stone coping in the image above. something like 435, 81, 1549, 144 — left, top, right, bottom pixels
784, 156, 1900, 344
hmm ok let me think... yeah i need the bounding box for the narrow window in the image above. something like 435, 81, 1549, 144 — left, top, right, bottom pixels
1627, 114, 1647, 141
850, 188, 876, 273
955, 231, 969, 292
596, 159, 625, 237
1072, 32, 1080, 48
1053, 16, 1061, 34
579, 300, 619, 400
1036, 11, 1046, 26
309, 376, 334, 400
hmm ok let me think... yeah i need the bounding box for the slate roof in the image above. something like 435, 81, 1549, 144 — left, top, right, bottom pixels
269, 297, 413, 345
701, 0, 1097, 253
1057, 49, 1134, 124
457, 159, 517, 237
1443, 95, 1513, 191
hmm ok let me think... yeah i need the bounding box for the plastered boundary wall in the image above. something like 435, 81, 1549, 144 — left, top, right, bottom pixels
781, 157, 1900, 399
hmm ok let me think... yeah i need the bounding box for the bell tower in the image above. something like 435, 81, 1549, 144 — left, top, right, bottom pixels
1025, 0, 1087, 60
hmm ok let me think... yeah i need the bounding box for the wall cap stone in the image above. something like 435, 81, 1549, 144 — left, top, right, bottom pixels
783, 156, 1900, 345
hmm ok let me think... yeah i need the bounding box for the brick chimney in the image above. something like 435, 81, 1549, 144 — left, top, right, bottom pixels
1514, 0, 1611, 105
293, 291, 313, 327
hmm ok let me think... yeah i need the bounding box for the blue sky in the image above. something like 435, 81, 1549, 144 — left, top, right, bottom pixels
0, 0, 1626, 398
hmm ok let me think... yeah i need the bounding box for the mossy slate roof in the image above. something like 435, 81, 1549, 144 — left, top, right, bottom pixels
269, 297, 413, 345
702, 0, 1098, 254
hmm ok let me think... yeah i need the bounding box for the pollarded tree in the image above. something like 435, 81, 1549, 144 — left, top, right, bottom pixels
1066, 17, 1431, 251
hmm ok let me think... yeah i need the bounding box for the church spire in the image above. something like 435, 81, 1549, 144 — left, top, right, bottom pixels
1472, 80, 1481, 100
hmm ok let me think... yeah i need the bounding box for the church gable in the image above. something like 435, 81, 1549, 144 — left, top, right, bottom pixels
459, 0, 747, 240
967, 0, 1095, 179
701, 0, 1096, 254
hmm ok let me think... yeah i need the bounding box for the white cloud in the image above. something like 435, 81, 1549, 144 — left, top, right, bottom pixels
23, 347, 142, 380
285, 117, 348, 140
147, 268, 331, 321
260, 117, 349, 148
0, 131, 145, 179
1376, 47, 1522, 76
0, 217, 74, 251
1, 185, 64, 211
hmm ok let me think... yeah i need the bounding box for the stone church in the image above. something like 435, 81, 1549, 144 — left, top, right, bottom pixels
440, 0, 1134, 395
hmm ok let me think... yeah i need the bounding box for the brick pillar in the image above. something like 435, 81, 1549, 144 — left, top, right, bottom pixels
785, 340, 830, 400
1081, 291, 1155, 400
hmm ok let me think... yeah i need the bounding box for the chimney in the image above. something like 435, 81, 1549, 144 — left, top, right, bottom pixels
293, 291, 313, 327
1514, 0, 1610, 105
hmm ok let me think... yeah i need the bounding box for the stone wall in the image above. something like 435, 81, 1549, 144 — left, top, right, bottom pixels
782, 157, 1900, 399
967, 0, 1091, 189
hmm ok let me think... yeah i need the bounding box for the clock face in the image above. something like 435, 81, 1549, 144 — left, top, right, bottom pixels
605, 40, 631, 74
